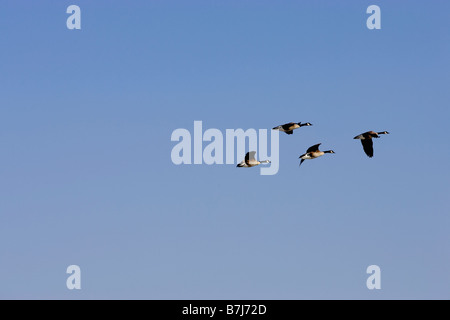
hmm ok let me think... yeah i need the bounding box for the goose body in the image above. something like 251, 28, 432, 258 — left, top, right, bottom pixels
353, 131, 389, 158
299, 143, 335, 167
237, 151, 271, 168
273, 122, 312, 135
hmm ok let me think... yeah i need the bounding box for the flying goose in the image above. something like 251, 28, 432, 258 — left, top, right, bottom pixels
237, 151, 271, 167
353, 131, 389, 158
273, 122, 312, 135
299, 143, 335, 167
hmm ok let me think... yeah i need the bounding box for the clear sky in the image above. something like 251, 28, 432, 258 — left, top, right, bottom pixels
0, 0, 449, 299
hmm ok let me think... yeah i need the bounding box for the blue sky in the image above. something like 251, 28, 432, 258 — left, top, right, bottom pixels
0, 0, 449, 299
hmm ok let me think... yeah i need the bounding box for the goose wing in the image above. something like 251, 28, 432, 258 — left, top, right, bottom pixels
361, 139, 374, 158
281, 122, 296, 131
299, 158, 305, 167
245, 151, 257, 165
306, 143, 321, 153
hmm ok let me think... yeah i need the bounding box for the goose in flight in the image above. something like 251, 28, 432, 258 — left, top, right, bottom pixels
353, 131, 389, 158
299, 143, 335, 167
237, 151, 271, 167
273, 122, 312, 135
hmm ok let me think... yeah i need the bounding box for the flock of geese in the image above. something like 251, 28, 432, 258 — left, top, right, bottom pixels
237, 121, 389, 168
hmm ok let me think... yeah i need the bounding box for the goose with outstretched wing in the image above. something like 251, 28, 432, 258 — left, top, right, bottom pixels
299, 143, 335, 167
